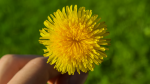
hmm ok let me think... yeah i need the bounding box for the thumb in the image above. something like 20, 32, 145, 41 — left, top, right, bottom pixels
8, 57, 60, 84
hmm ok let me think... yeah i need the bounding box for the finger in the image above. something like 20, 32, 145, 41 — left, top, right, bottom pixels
47, 75, 60, 84
0, 54, 41, 84
8, 57, 60, 84
56, 71, 88, 84
69, 72, 88, 84
55, 73, 70, 84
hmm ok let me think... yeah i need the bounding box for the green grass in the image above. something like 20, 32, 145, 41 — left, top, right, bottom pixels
0, 0, 150, 84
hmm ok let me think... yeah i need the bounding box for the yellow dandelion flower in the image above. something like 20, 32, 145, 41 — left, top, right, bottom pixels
39, 5, 110, 75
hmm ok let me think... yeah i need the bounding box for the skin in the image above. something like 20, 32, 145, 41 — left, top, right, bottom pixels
0, 54, 88, 84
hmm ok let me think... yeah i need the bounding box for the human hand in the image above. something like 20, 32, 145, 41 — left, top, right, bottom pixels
0, 54, 88, 84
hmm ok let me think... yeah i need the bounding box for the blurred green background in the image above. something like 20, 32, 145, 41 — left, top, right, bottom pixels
0, 0, 150, 84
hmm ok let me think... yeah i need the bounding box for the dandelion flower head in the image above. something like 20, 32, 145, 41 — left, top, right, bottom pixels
39, 5, 110, 75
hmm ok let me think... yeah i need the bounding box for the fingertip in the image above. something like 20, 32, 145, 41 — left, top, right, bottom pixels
47, 74, 59, 84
